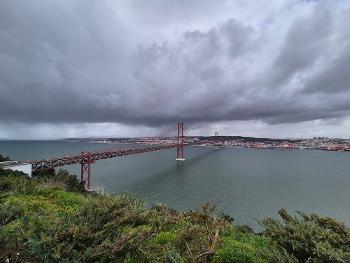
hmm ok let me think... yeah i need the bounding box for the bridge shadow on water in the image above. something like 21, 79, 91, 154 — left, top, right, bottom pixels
121, 146, 224, 197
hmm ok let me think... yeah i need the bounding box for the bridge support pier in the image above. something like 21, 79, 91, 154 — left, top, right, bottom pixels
80, 152, 92, 191
176, 122, 185, 161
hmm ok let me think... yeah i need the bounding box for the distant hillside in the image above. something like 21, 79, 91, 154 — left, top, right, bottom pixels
198, 136, 299, 143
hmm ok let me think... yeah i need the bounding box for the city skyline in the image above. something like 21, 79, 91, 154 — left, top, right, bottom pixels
1, 0, 350, 139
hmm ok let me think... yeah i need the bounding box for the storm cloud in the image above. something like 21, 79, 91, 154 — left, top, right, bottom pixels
0, 0, 350, 138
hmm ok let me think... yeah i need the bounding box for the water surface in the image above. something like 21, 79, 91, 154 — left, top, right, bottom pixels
1, 140, 349, 229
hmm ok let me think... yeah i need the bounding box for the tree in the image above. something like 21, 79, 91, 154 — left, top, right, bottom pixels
0, 154, 10, 162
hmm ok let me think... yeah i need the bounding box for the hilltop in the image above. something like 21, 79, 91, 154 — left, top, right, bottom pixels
0, 168, 349, 262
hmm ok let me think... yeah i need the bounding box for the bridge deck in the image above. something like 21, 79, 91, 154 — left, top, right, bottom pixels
28, 144, 179, 171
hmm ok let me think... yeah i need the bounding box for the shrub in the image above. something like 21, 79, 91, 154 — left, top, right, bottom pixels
152, 231, 177, 245
0, 154, 10, 162
214, 237, 266, 263
0, 169, 348, 263
165, 248, 184, 263
260, 208, 350, 262
55, 169, 85, 192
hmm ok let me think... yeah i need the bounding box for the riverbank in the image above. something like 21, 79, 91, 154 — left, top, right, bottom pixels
1, 169, 349, 262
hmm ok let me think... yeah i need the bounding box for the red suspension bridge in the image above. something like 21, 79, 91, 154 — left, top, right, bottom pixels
28, 123, 188, 191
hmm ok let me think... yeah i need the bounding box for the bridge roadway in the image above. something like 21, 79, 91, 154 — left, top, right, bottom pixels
28, 143, 182, 172
26, 122, 191, 190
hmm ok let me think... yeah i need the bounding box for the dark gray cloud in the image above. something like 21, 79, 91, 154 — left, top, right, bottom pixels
304, 45, 350, 94
0, 0, 350, 137
271, 2, 333, 85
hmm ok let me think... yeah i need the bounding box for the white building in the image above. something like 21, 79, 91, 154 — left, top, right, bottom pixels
0, 161, 32, 176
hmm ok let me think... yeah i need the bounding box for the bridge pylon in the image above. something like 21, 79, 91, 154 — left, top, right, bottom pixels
176, 122, 185, 161
80, 152, 93, 191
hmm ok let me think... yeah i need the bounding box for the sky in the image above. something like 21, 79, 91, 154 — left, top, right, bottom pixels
0, 0, 350, 139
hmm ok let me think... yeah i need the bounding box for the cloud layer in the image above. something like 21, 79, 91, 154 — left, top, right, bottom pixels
0, 0, 350, 138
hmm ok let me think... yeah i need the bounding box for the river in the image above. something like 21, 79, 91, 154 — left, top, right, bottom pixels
1, 140, 349, 230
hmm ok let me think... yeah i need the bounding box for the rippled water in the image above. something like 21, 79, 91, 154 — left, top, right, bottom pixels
1, 140, 350, 229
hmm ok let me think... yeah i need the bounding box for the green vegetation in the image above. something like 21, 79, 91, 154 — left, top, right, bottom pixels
0, 154, 10, 162
260, 209, 350, 262
0, 167, 349, 262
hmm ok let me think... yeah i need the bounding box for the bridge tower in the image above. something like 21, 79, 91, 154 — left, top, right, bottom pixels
80, 152, 93, 191
176, 122, 185, 161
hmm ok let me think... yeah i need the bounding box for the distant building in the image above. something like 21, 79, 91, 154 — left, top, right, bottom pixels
215, 131, 219, 136
0, 161, 32, 176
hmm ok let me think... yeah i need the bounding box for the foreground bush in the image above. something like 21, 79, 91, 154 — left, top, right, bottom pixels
0, 169, 348, 262
0, 154, 10, 162
261, 209, 350, 262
